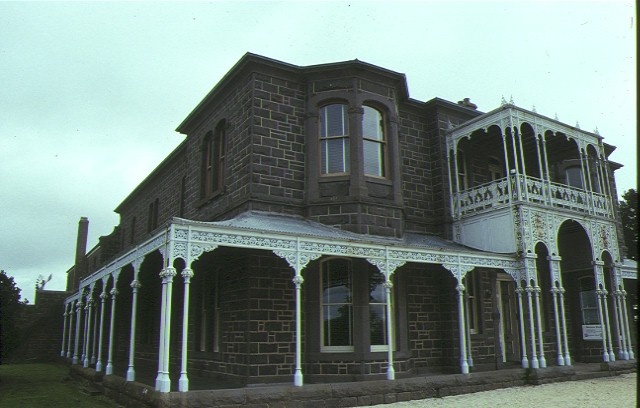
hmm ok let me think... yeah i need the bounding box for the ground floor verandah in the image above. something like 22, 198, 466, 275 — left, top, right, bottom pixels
67, 358, 637, 408
61, 211, 637, 393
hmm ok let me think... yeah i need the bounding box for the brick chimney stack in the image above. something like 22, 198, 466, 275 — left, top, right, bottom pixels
75, 217, 89, 266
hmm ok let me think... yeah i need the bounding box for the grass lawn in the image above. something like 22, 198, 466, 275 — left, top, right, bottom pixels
0, 363, 121, 408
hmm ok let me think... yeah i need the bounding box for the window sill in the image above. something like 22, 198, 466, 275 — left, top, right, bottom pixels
196, 189, 225, 208
319, 174, 350, 182
365, 176, 392, 185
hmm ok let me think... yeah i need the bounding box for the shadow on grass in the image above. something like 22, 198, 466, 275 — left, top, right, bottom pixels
0, 363, 121, 408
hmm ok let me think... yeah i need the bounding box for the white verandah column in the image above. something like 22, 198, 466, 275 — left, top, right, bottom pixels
601, 288, 616, 361
66, 301, 75, 358
105, 287, 118, 375
127, 279, 142, 381
156, 266, 177, 392
550, 286, 564, 366
558, 287, 571, 365
91, 298, 99, 365
178, 268, 194, 392
515, 285, 529, 368
83, 295, 94, 367
526, 283, 539, 368
81, 300, 90, 366
613, 289, 629, 360
72, 299, 84, 365
292, 272, 305, 386
61, 303, 70, 357
619, 288, 635, 359
456, 283, 469, 374
96, 288, 108, 372
533, 285, 546, 368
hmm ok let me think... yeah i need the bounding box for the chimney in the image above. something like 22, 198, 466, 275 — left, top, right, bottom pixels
75, 217, 89, 266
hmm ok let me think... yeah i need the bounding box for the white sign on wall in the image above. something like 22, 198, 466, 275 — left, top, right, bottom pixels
582, 324, 603, 341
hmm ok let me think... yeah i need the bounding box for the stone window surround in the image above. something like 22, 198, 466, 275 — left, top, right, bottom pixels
201, 120, 227, 200
305, 87, 402, 204
305, 256, 407, 360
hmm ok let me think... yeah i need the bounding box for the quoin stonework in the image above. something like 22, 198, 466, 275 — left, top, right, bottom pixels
60, 53, 637, 393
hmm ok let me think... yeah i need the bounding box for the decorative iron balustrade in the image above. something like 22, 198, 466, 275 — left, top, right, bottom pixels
454, 175, 612, 218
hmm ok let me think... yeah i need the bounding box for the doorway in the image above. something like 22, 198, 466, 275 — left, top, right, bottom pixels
496, 274, 520, 363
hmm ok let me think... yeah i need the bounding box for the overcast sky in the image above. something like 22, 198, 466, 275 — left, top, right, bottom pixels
0, 1, 635, 301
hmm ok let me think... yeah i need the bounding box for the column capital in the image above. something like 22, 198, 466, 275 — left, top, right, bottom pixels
130, 280, 142, 290
100, 292, 108, 300
592, 260, 605, 266
547, 255, 562, 262
110, 288, 119, 298
382, 280, 394, 290
292, 275, 304, 287
160, 267, 177, 282
181, 268, 194, 281
456, 284, 465, 293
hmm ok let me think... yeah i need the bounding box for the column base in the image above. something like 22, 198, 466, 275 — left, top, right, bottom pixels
294, 369, 303, 387
531, 357, 539, 369
539, 356, 547, 368
96, 361, 103, 372
126, 367, 135, 382
557, 355, 565, 366
178, 374, 189, 392
386, 366, 395, 380
105, 363, 113, 375
91, 356, 96, 365
521, 357, 529, 369
460, 361, 469, 374
155, 373, 171, 392
564, 353, 572, 366
72, 356, 79, 364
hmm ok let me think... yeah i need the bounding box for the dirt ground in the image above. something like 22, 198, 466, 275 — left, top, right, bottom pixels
372, 372, 637, 408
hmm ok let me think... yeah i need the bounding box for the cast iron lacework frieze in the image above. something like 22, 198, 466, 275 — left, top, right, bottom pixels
189, 230, 296, 250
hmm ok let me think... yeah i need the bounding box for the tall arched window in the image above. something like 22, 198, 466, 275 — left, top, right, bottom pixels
363, 106, 386, 177
203, 121, 226, 197
319, 104, 350, 174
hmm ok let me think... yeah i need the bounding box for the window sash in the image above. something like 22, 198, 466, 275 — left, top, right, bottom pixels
320, 104, 350, 175
321, 260, 354, 351
363, 106, 386, 177
204, 127, 226, 196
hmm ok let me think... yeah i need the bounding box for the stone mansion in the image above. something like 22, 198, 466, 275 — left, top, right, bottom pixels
60, 53, 637, 393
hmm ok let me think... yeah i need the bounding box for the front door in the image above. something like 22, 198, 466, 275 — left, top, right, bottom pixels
497, 277, 520, 363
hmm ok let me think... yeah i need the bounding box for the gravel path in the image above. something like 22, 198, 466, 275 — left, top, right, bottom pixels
372, 372, 636, 408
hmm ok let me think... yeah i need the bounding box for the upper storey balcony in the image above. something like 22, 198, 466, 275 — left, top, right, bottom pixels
446, 103, 619, 221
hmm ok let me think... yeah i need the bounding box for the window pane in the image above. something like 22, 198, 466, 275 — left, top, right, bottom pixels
322, 137, 350, 174
369, 304, 387, 346
364, 140, 383, 176
369, 271, 388, 347
324, 304, 353, 346
566, 166, 583, 188
322, 259, 353, 348
320, 104, 350, 175
321, 104, 348, 137
363, 106, 383, 141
